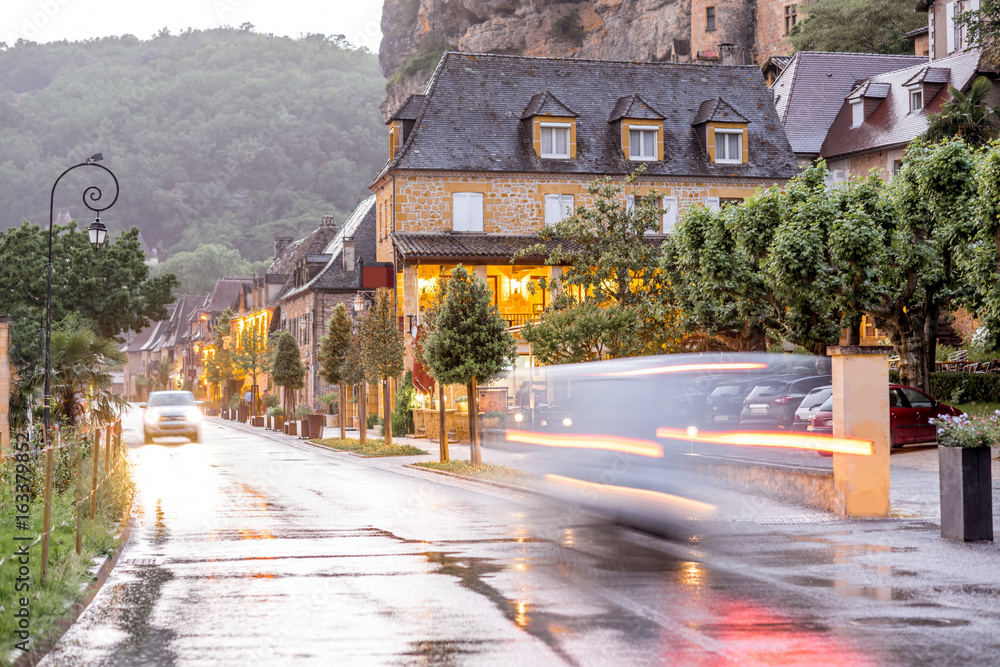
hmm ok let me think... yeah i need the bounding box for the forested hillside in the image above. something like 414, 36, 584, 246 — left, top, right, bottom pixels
0, 28, 385, 263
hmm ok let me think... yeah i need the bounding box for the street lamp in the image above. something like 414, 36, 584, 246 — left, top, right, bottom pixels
41, 153, 119, 581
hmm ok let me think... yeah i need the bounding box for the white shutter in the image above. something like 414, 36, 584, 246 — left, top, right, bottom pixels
946, 1, 956, 53
544, 194, 562, 225
706, 197, 721, 211
625, 195, 636, 214
662, 196, 679, 233
453, 193, 469, 231
469, 192, 484, 232
560, 194, 574, 218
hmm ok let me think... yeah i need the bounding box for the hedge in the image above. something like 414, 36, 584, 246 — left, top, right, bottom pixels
889, 370, 1000, 404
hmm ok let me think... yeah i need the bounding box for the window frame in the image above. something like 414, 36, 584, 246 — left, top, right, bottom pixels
539, 122, 572, 159
544, 193, 575, 225
628, 126, 659, 161
706, 6, 716, 32
784, 4, 798, 35
850, 99, 864, 128
452, 192, 485, 233
714, 129, 743, 164
909, 88, 923, 112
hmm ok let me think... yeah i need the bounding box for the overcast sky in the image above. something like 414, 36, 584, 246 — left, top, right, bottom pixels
2, 0, 385, 52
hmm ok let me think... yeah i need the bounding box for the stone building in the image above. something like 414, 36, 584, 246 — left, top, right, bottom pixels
372, 52, 799, 393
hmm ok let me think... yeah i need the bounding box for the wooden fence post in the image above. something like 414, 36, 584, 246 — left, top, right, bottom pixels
75, 440, 83, 554
90, 428, 100, 519
40, 426, 54, 582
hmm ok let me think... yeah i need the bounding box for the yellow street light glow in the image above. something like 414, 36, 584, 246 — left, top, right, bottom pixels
543, 474, 716, 519
591, 362, 769, 377
506, 431, 664, 458
655, 427, 874, 456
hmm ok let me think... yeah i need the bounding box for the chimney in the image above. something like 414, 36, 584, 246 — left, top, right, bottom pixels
321, 215, 338, 230
342, 236, 355, 272
274, 236, 293, 258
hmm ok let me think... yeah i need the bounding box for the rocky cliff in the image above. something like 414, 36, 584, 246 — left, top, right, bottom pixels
379, 0, 691, 117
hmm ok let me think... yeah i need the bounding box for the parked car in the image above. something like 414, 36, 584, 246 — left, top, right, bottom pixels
141, 390, 201, 444
739, 375, 832, 430
792, 385, 832, 431
809, 385, 962, 448
704, 376, 775, 428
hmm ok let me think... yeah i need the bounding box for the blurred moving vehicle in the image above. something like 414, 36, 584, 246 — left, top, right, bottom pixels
141, 390, 201, 444
739, 375, 831, 430
809, 385, 962, 448
792, 385, 833, 431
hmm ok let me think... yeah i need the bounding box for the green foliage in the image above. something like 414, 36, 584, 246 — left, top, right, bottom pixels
923, 78, 999, 146
317, 303, 353, 385
313, 437, 428, 457
393, 371, 419, 436
519, 170, 680, 362
954, 0, 1000, 67
916, 371, 1000, 406
150, 244, 270, 295
339, 333, 366, 386
318, 392, 339, 414
231, 324, 269, 410
787, 0, 925, 54
387, 35, 449, 86
0, 222, 178, 368
47, 323, 127, 426
367, 412, 382, 429
263, 392, 280, 408
360, 288, 405, 383
421, 265, 517, 386
269, 330, 305, 412
414, 460, 534, 486
0, 30, 386, 261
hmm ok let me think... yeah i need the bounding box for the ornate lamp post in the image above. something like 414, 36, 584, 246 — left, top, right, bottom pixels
41, 153, 119, 580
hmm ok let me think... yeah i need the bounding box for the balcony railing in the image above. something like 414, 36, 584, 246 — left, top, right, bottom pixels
503, 313, 539, 329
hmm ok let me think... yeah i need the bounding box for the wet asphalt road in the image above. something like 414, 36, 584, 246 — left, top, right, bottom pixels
40, 410, 1000, 666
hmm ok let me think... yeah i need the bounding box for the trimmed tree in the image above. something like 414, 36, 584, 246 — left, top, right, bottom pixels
318, 303, 353, 439
340, 331, 367, 445
414, 278, 450, 461
270, 330, 305, 417
360, 288, 406, 447
421, 266, 517, 465
232, 324, 269, 415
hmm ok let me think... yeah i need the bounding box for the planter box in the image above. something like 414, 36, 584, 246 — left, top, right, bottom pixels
284, 421, 297, 436
325, 415, 339, 428
939, 446, 994, 542
273, 415, 285, 431
251, 416, 265, 427
309, 414, 325, 440
299, 418, 311, 439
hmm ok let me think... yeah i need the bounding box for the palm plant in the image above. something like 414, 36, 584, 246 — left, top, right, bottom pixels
49, 325, 127, 427
923, 77, 999, 146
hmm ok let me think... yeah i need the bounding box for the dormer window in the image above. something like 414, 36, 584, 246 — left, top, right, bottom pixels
851, 100, 864, 127
692, 97, 749, 165
629, 127, 658, 160
540, 123, 571, 159
910, 89, 923, 112
714, 131, 742, 164
522, 91, 578, 160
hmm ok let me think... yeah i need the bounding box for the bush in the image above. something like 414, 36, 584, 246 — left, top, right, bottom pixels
392, 371, 418, 436
318, 392, 339, 415
890, 370, 1000, 404
367, 413, 382, 430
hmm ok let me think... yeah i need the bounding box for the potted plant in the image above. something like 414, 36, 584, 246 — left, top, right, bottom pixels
228, 394, 241, 420
936, 412, 996, 542
270, 406, 285, 432
455, 396, 469, 413
319, 392, 339, 428
295, 405, 311, 438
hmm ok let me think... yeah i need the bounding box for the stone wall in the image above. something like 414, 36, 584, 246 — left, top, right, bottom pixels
755, 0, 800, 61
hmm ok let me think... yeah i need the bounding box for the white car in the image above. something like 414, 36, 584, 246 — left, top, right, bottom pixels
141, 391, 201, 443
792, 385, 832, 431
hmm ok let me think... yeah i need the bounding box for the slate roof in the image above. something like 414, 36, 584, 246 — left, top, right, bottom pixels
202, 277, 251, 314
608, 94, 664, 122
691, 97, 749, 125
280, 196, 377, 297
521, 91, 578, 119
904, 25, 929, 39
770, 51, 926, 157
392, 233, 579, 260
821, 49, 985, 159
389, 94, 426, 121
266, 220, 342, 282
383, 53, 798, 180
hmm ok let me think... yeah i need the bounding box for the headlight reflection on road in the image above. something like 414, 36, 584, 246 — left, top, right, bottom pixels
543, 474, 716, 520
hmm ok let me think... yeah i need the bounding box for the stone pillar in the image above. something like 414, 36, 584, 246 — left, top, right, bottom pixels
402, 264, 418, 370
827, 346, 893, 518
0, 315, 9, 459
473, 265, 488, 283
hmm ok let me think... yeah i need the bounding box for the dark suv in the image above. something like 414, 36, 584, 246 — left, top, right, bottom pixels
739, 375, 832, 430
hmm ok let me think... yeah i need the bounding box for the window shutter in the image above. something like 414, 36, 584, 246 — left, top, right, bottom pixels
544, 194, 562, 225
662, 196, 679, 233
541, 127, 552, 156
625, 194, 636, 214
946, 1, 956, 53
470, 192, 484, 232
706, 197, 720, 211
453, 193, 469, 232
560, 194, 574, 218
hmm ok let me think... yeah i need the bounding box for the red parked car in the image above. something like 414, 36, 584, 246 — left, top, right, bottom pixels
809, 385, 962, 448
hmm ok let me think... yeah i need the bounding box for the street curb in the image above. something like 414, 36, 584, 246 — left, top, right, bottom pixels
15, 492, 137, 667
402, 463, 541, 496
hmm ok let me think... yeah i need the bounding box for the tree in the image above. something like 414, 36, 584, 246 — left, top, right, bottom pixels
968, 141, 1000, 346
203, 307, 237, 406
421, 266, 517, 465
156, 358, 171, 391
360, 288, 405, 447
414, 278, 451, 461
954, 0, 1000, 67
317, 303, 353, 439
923, 77, 999, 146
787, 0, 926, 55
231, 324, 269, 414
339, 332, 367, 445
269, 330, 305, 416
518, 170, 681, 362
48, 323, 127, 427
150, 244, 270, 295
0, 222, 178, 368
